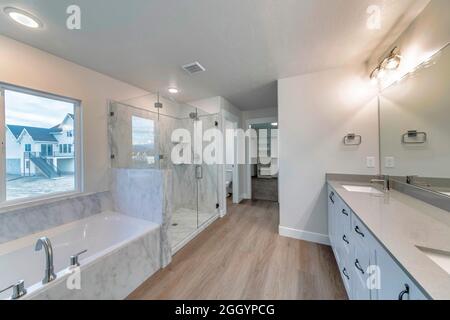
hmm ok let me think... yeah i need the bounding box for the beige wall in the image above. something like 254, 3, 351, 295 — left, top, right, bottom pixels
0, 35, 151, 193
278, 66, 379, 243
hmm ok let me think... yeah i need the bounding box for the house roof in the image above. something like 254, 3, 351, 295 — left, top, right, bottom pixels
7, 125, 59, 143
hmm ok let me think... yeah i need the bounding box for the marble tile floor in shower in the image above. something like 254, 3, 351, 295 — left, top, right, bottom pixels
169, 208, 216, 248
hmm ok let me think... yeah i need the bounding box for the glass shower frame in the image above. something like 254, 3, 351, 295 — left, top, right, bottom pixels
108, 100, 219, 251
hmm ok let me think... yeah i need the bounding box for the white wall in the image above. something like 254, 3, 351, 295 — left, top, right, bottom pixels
0, 35, 151, 193
278, 66, 379, 244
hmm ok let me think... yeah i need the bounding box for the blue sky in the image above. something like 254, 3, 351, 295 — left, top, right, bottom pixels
5, 90, 74, 128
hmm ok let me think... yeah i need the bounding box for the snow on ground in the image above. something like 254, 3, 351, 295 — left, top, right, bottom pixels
6, 174, 75, 200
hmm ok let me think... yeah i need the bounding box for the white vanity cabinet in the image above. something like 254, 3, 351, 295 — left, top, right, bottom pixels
327, 185, 429, 300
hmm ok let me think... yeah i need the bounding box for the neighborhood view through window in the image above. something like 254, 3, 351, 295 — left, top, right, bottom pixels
5, 89, 77, 201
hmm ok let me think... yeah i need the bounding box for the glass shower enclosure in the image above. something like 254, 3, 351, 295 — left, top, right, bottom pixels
109, 99, 219, 251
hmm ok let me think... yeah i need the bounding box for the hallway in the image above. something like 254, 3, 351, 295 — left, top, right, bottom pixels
128, 200, 347, 300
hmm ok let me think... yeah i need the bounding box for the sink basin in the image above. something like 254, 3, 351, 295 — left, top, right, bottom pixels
417, 246, 450, 275
342, 185, 383, 195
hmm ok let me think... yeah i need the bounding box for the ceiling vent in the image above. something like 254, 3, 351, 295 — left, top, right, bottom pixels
182, 61, 206, 75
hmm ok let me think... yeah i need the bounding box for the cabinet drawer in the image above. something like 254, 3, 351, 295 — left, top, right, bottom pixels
337, 199, 351, 234
351, 213, 374, 248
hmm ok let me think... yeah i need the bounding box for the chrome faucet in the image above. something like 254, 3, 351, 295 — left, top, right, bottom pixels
371, 175, 390, 191
35, 237, 57, 284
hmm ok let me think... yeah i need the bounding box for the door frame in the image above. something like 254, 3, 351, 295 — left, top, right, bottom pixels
244, 116, 278, 200
220, 109, 240, 216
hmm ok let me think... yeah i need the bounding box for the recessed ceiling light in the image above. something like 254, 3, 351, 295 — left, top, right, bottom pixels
4, 7, 43, 29
271, 123, 278, 126
168, 87, 179, 94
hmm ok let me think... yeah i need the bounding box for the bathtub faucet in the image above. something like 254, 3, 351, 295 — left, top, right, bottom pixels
35, 237, 57, 284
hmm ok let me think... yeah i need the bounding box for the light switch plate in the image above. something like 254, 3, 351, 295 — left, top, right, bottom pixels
366, 156, 375, 168
385, 156, 395, 168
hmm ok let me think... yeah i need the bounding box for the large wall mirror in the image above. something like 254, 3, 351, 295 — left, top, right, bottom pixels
379, 43, 450, 197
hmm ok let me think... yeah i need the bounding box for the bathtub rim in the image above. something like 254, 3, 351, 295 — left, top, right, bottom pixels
0, 211, 160, 300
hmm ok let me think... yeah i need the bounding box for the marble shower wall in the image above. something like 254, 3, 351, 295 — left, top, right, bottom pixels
0, 192, 113, 244
111, 168, 173, 267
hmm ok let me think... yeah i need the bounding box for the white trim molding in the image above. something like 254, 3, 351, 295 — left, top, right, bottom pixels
278, 225, 330, 246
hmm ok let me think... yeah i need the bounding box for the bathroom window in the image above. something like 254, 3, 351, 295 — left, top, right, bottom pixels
0, 84, 82, 203
131, 116, 156, 166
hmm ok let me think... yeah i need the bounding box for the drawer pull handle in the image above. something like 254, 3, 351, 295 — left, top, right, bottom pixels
354, 259, 364, 274
342, 235, 349, 244
342, 268, 350, 280
355, 226, 365, 238
341, 209, 349, 216
329, 192, 335, 204
398, 284, 410, 300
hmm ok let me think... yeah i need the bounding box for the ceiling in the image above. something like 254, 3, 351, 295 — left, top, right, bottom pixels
0, 0, 428, 110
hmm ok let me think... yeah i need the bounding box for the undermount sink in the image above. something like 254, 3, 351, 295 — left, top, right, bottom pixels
417, 246, 450, 275
342, 185, 383, 195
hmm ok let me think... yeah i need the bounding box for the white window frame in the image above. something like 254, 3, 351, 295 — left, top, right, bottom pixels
0, 83, 83, 205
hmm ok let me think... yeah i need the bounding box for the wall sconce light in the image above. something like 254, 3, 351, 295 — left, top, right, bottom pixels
370, 47, 402, 84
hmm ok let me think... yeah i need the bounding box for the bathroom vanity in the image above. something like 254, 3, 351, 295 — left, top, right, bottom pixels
327, 178, 450, 300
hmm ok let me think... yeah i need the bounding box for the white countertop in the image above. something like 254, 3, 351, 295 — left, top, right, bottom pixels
328, 179, 450, 300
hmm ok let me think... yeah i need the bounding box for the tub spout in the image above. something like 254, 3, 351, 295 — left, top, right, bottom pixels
35, 237, 57, 284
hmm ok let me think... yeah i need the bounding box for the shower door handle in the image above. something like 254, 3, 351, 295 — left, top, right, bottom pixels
196, 165, 203, 179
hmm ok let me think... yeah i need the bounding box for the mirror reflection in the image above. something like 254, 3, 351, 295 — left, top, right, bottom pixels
379, 44, 450, 196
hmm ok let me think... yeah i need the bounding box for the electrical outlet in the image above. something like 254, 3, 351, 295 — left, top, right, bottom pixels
385, 156, 395, 168
366, 156, 375, 168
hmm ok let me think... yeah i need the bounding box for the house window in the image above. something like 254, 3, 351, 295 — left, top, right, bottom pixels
1, 84, 81, 202
131, 116, 156, 166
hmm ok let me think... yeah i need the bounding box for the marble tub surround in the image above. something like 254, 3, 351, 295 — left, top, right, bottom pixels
0, 192, 113, 244
111, 168, 173, 267
26, 219, 161, 300
328, 177, 450, 300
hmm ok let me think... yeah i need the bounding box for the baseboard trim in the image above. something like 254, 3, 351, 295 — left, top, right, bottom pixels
278, 226, 330, 246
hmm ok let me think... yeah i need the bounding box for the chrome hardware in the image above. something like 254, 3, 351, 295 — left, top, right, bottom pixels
70, 249, 88, 267
0, 280, 27, 300
329, 192, 335, 204
398, 284, 410, 300
402, 130, 427, 144
341, 209, 349, 216
342, 268, 350, 280
354, 259, 364, 274
342, 235, 349, 245
354, 226, 365, 238
371, 175, 390, 191
343, 133, 362, 146
35, 237, 57, 284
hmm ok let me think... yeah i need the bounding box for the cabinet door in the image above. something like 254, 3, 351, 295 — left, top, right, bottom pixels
351, 244, 372, 300
327, 186, 336, 247
376, 247, 428, 300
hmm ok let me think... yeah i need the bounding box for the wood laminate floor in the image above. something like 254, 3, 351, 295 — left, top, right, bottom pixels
128, 199, 347, 300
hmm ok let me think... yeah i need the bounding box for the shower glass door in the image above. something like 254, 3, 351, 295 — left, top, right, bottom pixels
196, 110, 219, 228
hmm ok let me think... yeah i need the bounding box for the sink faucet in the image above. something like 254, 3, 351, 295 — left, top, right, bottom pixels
35, 237, 57, 284
371, 175, 390, 191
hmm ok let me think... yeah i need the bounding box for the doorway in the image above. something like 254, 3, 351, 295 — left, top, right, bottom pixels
245, 117, 278, 202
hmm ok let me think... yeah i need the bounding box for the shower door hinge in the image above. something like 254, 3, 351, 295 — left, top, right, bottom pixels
110, 111, 114, 117
110, 154, 115, 160
216, 203, 220, 209
214, 121, 219, 127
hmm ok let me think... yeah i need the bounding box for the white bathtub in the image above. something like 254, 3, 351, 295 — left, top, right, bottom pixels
0, 211, 161, 300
